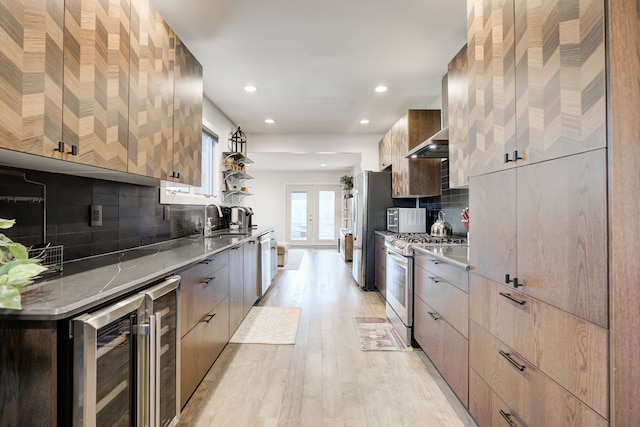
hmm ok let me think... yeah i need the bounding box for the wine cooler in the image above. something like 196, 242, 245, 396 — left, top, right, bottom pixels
72, 276, 181, 427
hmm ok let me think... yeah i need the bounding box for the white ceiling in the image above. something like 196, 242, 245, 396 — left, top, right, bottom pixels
151, 0, 468, 171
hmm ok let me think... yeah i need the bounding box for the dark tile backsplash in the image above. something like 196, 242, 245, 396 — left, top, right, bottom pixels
392, 159, 469, 236
0, 167, 226, 261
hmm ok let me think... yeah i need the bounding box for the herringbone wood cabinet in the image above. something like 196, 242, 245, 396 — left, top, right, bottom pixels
172, 36, 203, 186
447, 44, 469, 188
0, 0, 64, 159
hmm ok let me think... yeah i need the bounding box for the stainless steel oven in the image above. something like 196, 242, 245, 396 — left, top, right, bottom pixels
72, 275, 180, 427
385, 248, 413, 347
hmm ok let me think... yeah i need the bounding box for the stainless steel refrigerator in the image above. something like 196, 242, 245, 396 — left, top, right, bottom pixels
351, 171, 392, 291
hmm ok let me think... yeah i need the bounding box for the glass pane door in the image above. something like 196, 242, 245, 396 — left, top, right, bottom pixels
286, 185, 340, 246
290, 190, 309, 242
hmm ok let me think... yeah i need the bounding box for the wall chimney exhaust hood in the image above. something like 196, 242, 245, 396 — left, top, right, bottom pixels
405, 73, 449, 159
404, 126, 449, 158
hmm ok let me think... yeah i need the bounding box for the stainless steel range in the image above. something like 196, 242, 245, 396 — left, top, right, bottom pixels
384, 233, 466, 347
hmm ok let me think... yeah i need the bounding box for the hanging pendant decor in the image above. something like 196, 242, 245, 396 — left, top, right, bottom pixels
228, 127, 247, 154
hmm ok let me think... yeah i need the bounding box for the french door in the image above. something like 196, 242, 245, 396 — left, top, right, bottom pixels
285, 185, 340, 246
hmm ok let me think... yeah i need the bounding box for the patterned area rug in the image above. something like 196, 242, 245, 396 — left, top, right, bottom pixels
230, 306, 302, 345
354, 317, 412, 351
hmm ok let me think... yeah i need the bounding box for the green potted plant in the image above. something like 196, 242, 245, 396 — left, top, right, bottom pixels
0, 219, 47, 310
340, 175, 353, 198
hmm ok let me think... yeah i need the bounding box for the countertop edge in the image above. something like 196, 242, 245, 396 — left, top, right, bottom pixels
412, 245, 470, 270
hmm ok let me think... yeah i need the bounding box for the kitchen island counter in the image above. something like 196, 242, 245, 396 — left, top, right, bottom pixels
0, 226, 275, 320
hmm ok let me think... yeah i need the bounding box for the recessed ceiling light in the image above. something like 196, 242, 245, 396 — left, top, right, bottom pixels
321, 163, 327, 167
264, 118, 275, 124
375, 85, 388, 93
244, 85, 258, 92
360, 119, 370, 125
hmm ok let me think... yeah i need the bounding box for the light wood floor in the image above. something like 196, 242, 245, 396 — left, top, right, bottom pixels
178, 248, 477, 427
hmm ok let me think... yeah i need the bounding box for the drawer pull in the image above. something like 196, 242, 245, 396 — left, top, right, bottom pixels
498, 409, 517, 427
428, 276, 442, 284
428, 312, 440, 321
499, 292, 526, 305
199, 259, 213, 265
202, 313, 216, 323
428, 259, 444, 265
499, 350, 526, 372
202, 277, 216, 285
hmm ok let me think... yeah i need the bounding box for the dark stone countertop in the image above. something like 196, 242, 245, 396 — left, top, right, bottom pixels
0, 226, 275, 320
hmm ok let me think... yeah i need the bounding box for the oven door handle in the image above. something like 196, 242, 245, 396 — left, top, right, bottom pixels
387, 251, 409, 267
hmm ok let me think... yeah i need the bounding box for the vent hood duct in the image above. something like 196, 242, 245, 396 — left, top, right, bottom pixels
405, 73, 449, 159
404, 126, 449, 158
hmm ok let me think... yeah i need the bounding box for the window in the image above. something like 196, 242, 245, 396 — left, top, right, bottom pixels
161, 127, 220, 204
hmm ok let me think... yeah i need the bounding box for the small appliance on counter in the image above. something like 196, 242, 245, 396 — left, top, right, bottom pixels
430, 210, 452, 237
386, 208, 427, 233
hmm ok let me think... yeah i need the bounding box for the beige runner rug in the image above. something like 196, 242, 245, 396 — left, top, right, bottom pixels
354, 317, 412, 351
230, 306, 302, 345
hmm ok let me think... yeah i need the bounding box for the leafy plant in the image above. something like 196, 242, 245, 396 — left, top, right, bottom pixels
0, 219, 47, 310
339, 175, 353, 189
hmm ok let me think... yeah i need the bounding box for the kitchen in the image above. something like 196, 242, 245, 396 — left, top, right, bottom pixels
1, 0, 639, 426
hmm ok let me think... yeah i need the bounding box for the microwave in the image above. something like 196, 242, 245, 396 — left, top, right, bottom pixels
387, 208, 427, 233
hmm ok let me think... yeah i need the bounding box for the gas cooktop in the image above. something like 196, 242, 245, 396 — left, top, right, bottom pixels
384, 233, 467, 256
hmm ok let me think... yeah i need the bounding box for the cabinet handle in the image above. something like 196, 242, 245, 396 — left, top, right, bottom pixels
428, 276, 442, 284
499, 291, 526, 305
69, 145, 78, 156
499, 350, 526, 372
55, 141, 65, 153
428, 312, 440, 321
498, 409, 517, 427
202, 313, 216, 323
505, 274, 523, 288
504, 150, 524, 164
199, 259, 213, 265
202, 277, 216, 285
428, 259, 443, 265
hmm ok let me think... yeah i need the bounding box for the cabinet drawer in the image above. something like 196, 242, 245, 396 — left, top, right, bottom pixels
470, 369, 527, 427
180, 296, 230, 407
470, 321, 607, 427
180, 265, 229, 337
470, 274, 608, 418
414, 296, 469, 407
414, 252, 468, 292
415, 264, 468, 337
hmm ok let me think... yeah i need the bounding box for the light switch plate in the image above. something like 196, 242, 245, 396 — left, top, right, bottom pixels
90, 205, 102, 227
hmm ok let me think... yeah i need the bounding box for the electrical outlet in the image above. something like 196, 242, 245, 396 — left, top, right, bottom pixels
90, 205, 102, 227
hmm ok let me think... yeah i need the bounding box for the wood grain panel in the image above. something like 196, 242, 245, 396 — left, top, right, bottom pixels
467, 0, 483, 178
607, 0, 640, 424
387, 110, 442, 197
516, 149, 607, 327
228, 245, 244, 335
468, 170, 516, 284
470, 274, 608, 417
172, 36, 203, 185
469, 0, 517, 176
448, 44, 469, 188
0, 321, 57, 426
470, 370, 527, 427
128, 0, 174, 179
0, 0, 63, 158
63, 0, 130, 171
470, 321, 608, 426
514, 0, 606, 164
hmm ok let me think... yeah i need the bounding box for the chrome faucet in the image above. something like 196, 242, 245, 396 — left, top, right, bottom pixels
204, 204, 224, 236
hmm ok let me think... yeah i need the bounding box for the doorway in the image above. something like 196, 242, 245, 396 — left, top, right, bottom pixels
285, 185, 340, 247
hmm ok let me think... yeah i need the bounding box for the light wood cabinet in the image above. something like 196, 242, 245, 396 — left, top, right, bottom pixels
413, 250, 469, 407
380, 110, 442, 197
171, 35, 203, 185
447, 44, 469, 189
378, 133, 392, 171
470, 321, 608, 427
0, 0, 64, 159
374, 233, 386, 297
470, 150, 607, 327
468, 0, 606, 177
61, 0, 130, 171
128, 0, 175, 180
470, 274, 608, 418
469, 371, 526, 427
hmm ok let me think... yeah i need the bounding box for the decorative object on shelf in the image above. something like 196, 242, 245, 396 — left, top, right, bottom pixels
461, 207, 469, 231
340, 175, 353, 197
228, 126, 247, 154
0, 218, 48, 310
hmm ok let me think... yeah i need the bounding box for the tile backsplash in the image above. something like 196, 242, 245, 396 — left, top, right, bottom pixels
0, 167, 224, 261
392, 159, 469, 236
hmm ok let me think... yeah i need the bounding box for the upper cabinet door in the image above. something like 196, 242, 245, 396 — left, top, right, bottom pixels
448, 44, 469, 189
172, 36, 203, 186
0, 0, 64, 158
468, 0, 517, 177
128, 0, 174, 179
62, 0, 130, 171
514, 0, 606, 163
